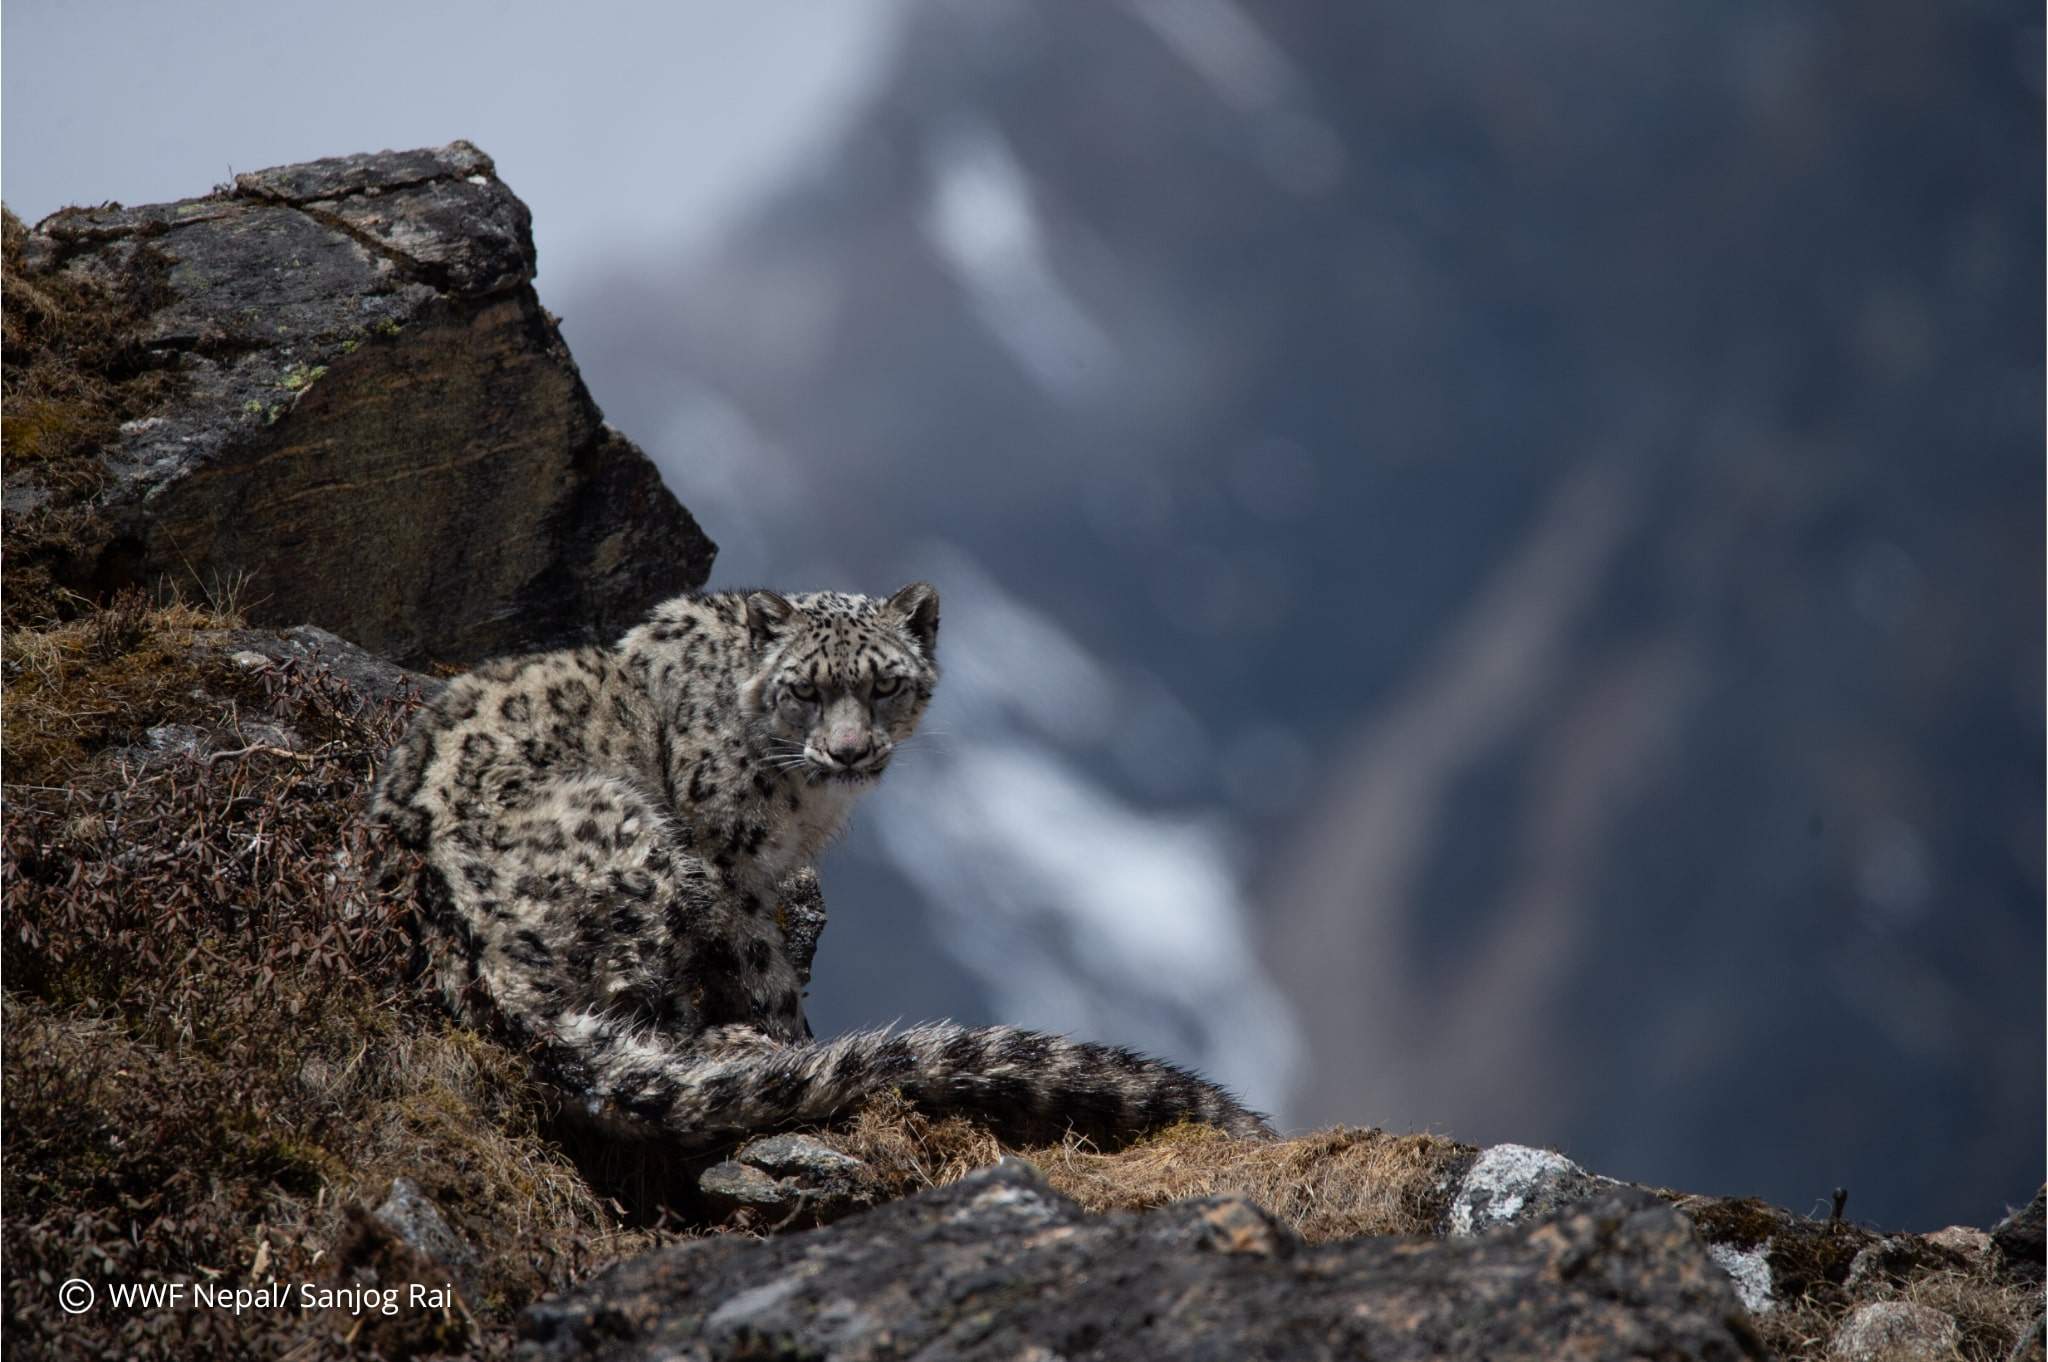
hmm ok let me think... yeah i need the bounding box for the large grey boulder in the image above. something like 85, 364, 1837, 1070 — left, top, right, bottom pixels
13, 142, 711, 665
519, 1159, 1765, 1361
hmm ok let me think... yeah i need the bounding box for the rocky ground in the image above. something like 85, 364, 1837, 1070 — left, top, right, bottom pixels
4, 146, 2039, 1362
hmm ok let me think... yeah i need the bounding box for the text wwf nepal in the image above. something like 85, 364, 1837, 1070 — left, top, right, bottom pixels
106, 1280, 454, 1317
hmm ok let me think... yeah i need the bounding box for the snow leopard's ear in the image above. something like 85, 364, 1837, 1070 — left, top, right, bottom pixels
886, 582, 940, 659
745, 590, 795, 655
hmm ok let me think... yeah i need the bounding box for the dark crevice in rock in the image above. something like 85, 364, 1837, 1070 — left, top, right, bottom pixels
277, 199, 471, 297
235, 169, 478, 208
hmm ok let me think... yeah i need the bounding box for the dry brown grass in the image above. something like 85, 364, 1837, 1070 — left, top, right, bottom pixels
832, 1091, 1466, 1243
2, 204, 177, 477
0, 599, 671, 1359
2, 203, 186, 628
1896, 1267, 2042, 1360
2, 588, 241, 787
1751, 1261, 2041, 1362
836, 1090, 1009, 1193
1024, 1122, 1466, 1242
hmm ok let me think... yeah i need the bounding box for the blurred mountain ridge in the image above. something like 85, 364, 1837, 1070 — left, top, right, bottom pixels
558, 0, 2043, 1228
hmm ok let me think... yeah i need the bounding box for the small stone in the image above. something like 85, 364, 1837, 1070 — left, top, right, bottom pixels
1846, 1237, 1907, 1289
1923, 1225, 1992, 1256
1708, 1242, 1775, 1315
374, 1177, 478, 1279
144, 724, 208, 757
701, 1137, 878, 1230
1828, 1301, 1960, 1361
736, 1133, 868, 1181
206, 625, 438, 707
239, 720, 297, 751
1447, 1143, 1609, 1235
698, 1161, 790, 1210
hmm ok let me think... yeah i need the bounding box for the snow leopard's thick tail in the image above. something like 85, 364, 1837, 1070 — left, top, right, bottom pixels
541, 1015, 1273, 1149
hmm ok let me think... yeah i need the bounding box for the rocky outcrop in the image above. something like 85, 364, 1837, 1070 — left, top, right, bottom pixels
11, 143, 712, 665
520, 1160, 1765, 1362
1991, 1186, 2045, 1285
197, 622, 435, 707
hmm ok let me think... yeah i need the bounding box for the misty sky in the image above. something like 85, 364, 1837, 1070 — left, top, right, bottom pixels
3, 0, 903, 288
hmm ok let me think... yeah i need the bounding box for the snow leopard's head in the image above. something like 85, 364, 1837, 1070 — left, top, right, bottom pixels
740, 582, 939, 785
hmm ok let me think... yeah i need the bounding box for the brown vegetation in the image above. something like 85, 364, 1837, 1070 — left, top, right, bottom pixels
1, 599, 668, 1360
2, 205, 174, 476
1746, 1251, 2040, 1362
2, 203, 185, 628
836, 1094, 1465, 1243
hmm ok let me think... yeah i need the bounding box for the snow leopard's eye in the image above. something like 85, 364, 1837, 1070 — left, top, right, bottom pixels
871, 675, 902, 698
788, 680, 820, 703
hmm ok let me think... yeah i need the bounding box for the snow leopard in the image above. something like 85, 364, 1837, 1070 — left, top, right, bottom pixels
370, 583, 1270, 1149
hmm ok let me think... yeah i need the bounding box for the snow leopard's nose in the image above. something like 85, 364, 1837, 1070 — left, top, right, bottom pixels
825, 731, 873, 767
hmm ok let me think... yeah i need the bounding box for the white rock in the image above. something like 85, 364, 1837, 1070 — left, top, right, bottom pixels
1922, 1224, 1991, 1256
1708, 1242, 1775, 1315
1447, 1144, 1591, 1236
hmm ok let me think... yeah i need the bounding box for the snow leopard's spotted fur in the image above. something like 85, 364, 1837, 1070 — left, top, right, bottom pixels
371, 584, 1269, 1148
